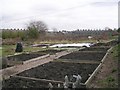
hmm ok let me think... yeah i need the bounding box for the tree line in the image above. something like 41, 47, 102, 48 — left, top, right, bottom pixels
1, 20, 119, 44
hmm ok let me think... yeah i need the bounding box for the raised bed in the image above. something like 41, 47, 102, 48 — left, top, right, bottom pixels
92, 43, 107, 47
17, 62, 98, 83
3, 62, 98, 88
1, 53, 46, 69
5, 49, 63, 62
2, 76, 59, 88
2, 49, 63, 69
79, 47, 110, 52
58, 51, 106, 61
5, 53, 45, 62
92, 40, 118, 47
32, 49, 63, 55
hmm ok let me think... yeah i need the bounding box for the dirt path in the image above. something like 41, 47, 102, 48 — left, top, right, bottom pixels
1, 50, 73, 80
88, 46, 118, 88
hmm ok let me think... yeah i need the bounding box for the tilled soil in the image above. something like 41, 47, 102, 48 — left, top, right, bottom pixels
2, 41, 117, 88
59, 51, 106, 61
79, 47, 110, 52
17, 62, 98, 83
6, 53, 45, 61
6, 49, 63, 61
2, 76, 86, 88
92, 43, 108, 47
32, 49, 63, 55
2, 77, 57, 88
3, 62, 98, 88
2, 49, 63, 69
3, 49, 63, 62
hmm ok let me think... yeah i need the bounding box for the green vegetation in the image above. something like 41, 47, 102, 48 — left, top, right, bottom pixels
1, 45, 49, 57
118, 44, 120, 57
2, 45, 15, 57
2, 30, 26, 40
97, 44, 118, 88
99, 76, 117, 88
27, 27, 39, 39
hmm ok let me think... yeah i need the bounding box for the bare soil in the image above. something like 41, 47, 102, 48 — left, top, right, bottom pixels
17, 62, 98, 83
2, 77, 57, 88
2, 49, 63, 69
2, 40, 118, 88
7, 49, 63, 61
79, 47, 110, 52
59, 51, 106, 61
3, 62, 98, 88
33, 49, 63, 55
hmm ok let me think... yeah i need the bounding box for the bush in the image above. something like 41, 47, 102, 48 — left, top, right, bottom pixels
26, 27, 39, 39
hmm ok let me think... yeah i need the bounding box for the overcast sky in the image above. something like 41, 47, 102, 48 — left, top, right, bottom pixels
0, 0, 119, 31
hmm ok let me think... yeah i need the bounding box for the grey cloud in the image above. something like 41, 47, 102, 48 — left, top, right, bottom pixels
0, 0, 118, 30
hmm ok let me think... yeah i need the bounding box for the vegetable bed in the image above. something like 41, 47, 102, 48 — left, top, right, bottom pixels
3, 62, 98, 88
58, 51, 106, 61
17, 62, 98, 83
79, 47, 110, 52
2, 49, 63, 69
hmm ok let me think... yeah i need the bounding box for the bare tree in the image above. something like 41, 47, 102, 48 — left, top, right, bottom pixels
27, 20, 48, 36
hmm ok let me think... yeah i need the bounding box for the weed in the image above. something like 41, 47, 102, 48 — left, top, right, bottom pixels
106, 76, 115, 82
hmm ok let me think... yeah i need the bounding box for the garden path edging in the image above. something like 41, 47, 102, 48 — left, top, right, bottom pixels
85, 47, 113, 87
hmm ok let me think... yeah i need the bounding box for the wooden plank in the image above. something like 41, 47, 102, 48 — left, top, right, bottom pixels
53, 59, 100, 64
78, 51, 105, 53
12, 75, 64, 84
85, 47, 113, 87
11, 75, 86, 86
23, 54, 50, 64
